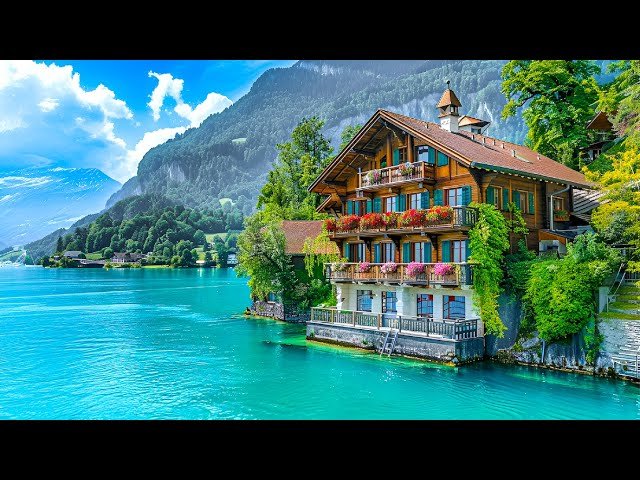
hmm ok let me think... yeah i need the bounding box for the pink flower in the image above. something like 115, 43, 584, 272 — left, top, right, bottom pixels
433, 262, 455, 276
405, 262, 425, 277
380, 262, 398, 273
357, 262, 371, 273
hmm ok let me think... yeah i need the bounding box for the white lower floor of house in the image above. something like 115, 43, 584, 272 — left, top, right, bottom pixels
335, 282, 477, 321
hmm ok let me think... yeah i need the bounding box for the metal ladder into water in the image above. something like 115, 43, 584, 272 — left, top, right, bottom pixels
380, 329, 398, 357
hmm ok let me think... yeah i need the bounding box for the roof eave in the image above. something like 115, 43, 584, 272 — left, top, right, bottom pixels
470, 161, 593, 189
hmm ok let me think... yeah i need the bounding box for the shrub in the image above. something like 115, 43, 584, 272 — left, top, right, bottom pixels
360, 213, 384, 230
433, 263, 455, 276
406, 262, 425, 277
366, 170, 381, 184
333, 261, 348, 272
336, 215, 360, 232
380, 262, 398, 273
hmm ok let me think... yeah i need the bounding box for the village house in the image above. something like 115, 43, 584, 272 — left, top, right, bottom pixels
111, 252, 147, 264
306, 85, 593, 362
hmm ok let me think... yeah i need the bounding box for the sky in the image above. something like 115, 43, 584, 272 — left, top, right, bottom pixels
0, 60, 296, 184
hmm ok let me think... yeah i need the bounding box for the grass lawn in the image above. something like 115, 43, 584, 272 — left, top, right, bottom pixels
85, 252, 103, 260
143, 264, 171, 269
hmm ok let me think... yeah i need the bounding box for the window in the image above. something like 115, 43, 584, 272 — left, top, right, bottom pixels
487, 186, 501, 209
382, 243, 395, 262
383, 196, 397, 213
443, 296, 465, 319
345, 199, 366, 216
471, 127, 481, 134
412, 242, 431, 262
516, 190, 528, 212
382, 291, 397, 314
398, 147, 407, 163
446, 187, 463, 207
354, 243, 366, 262
416, 146, 431, 163
357, 290, 373, 312
553, 197, 564, 212
407, 193, 421, 210
417, 294, 433, 318
450, 240, 467, 262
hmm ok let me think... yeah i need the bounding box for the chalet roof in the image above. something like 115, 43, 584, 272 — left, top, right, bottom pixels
437, 89, 462, 108
281, 220, 338, 256
308, 109, 593, 196
458, 115, 490, 127
586, 111, 613, 131
63, 251, 82, 257
572, 188, 605, 221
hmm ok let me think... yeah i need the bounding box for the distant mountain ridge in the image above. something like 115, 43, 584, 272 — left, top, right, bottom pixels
0, 167, 120, 246
109, 60, 528, 212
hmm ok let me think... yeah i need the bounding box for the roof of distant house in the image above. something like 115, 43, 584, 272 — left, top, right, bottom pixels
458, 115, 490, 127
63, 251, 82, 257
586, 110, 614, 131
280, 220, 339, 255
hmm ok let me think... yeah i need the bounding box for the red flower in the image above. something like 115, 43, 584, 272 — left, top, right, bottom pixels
324, 218, 336, 232
336, 215, 360, 232
360, 213, 384, 230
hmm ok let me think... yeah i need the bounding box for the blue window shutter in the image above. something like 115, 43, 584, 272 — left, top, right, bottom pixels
374, 243, 381, 263
465, 239, 471, 261
344, 242, 350, 260
437, 151, 449, 166
424, 243, 432, 263
513, 191, 521, 209
373, 197, 381, 213
502, 188, 510, 211
486, 187, 494, 205
434, 189, 443, 206
397, 194, 406, 212
462, 185, 471, 206
366, 199, 373, 213
347, 201, 353, 215
421, 191, 430, 210
528, 192, 535, 214
441, 241, 451, 262
402, 242, 411, 263
428, 148, 435, 164
392, 148, 400, 166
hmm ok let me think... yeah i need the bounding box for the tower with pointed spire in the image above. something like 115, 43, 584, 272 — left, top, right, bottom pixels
437, 80, 461, 133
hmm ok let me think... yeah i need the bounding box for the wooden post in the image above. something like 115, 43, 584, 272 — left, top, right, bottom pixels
407, 135, 414, 163
386, 133, 392, 165
353, 310, 356, 326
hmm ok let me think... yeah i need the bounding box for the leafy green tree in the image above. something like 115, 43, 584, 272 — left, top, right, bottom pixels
501, 60, 600, 168
204, 251, 214, 267
256, 116, 334, 221
339, 124, 362, 150
56, 236, 64, 253
213, 237, 229, 267
598, 60, 640, 147
102, 247, 114, 260
194, 229, 206, 246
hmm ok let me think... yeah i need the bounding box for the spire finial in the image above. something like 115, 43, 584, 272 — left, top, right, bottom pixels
446, 80, 450, 90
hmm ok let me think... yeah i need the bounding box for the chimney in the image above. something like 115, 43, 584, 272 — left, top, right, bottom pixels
511, 149, 516, 157
436, 80, 461, 133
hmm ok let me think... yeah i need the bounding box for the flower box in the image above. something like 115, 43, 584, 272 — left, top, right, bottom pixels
553, 209, 569, 221
398, 162, 414, 176
360, 213, 384, 230
324, 218, 336, 232
406, 262, 426, 277
336, 214, 360, 232
356, 262, 372, 273
380, 262, 398, 274
433, 263, 455, 276
383, 212, 400, 229
365, 170, 381, 185
332, 262, 348, 272
400, 209, 425, 228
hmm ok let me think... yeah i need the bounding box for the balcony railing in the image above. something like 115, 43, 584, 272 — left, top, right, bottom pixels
329, 206, 477, 238
325, 262, 473, 287
310, 307, 479, 340
358, 161, 435, 190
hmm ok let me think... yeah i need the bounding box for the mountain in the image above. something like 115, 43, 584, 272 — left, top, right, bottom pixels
110, 60, 528, 211
0, 167, 120, 246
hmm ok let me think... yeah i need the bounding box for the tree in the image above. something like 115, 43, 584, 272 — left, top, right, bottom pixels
236, 216, 295, 301
56, 236, 64, 253
256, 116, 334, 221
339, 124, 362, 150
213, 237, 229, 267
102, 247, 114, 260
194, 229, 206, 246
598, 60, 640, 147
204, 251, 213, 267
501, 60, 600, 168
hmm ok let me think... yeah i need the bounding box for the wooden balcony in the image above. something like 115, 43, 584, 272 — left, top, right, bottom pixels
329, 206, 477, 238
358, 161, 435, 191
325, 262, 473, 287
310, 307, 479, 340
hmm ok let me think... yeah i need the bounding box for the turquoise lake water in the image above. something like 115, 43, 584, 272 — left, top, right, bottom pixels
0, 267, 638, 419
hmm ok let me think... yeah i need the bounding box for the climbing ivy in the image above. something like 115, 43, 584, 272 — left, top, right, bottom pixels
302, 226, 340, 277
468, 202, 511, 337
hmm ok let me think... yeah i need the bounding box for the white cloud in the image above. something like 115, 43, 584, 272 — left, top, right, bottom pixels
0, 118, 26, 133
0, 194, 15, 203
147, 71, 232, 127
38, 98, 59, 112
0, 176, 52, 188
